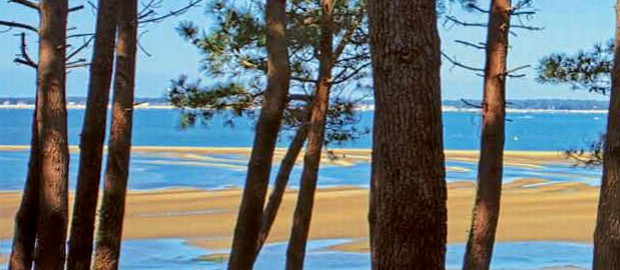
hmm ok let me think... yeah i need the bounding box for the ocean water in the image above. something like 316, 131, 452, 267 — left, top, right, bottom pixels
0, 109, 606, 191
0, 239, 591, 270
0, 108, 607, 150
0, 109, 601, 269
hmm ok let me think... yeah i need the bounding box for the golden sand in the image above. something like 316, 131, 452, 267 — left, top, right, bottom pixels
0, 178, 598, 253
0, 147, 585, 253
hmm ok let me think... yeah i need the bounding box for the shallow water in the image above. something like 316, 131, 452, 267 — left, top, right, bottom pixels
1, 239, 590, 270
0, 109, 603, 269
0, 150, 603, 191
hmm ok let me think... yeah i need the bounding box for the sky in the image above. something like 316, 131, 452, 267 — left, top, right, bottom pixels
0, 0, 615, 100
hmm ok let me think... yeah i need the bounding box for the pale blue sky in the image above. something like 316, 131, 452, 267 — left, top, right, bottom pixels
0, 0, 615, 100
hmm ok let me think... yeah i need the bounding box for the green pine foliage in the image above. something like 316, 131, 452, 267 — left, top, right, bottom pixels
168, 0, 371, 145
538, 41, 612, 167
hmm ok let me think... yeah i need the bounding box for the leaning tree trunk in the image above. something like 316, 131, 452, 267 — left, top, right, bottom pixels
67, 1, 118, 269
9, 95, 40, 270
463, 1, 511, 269
593, 2, 620, 269
285, 1, 334, 269
33, 1, 70, 270
92, 0, 137, 269
256, 113, 310, 254
367, 0, 447, 269
227, 0, 291, 268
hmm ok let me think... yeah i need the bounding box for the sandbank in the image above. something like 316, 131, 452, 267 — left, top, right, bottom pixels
0, 178, 598, 253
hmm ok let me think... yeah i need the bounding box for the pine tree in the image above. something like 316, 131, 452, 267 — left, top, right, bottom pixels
367, 0, 447, 269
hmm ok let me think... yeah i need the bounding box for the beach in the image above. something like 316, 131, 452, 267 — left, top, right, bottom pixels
0, 177, 598, 253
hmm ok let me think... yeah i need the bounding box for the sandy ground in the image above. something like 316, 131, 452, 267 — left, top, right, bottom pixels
0, 178, 598, 253
0, 148, 592, 260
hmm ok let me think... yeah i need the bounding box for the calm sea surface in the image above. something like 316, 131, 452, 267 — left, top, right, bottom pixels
0, 109, 606, 191
0, 108, 606, 149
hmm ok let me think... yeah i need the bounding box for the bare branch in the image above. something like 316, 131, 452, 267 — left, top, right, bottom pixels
66, 62, 90, 69
67, 35, 95, 60
137, 38, 153, 57
291, 76, 318, 83
441, 52, 484, 72
464, 3, 489, 13
500, 64, 531, 77
333, 62, 371, 84
69, 5, 85, 12
14, 59, 37, 68
14, 32, 37, 68
139, 0, 203, 24
66, 58, 87, 66
455, 39, 486, 50
0, 20, 38, 33
67, 33, 95, 39
445, 16, 487, 28
8, 0, 39, 11
461, 99, 483, 109
511, 23, 544, 31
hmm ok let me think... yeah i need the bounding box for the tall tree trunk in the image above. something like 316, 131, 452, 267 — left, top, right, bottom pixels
285, 1, 334, 269
593, 2, 620, 269
367, 0, 446, 269
227, 0, 291, 268
92, 0, 137, 269
463, 1, 510, 269
257, 115, 310, 254
67, 1, 118, 269
9, 96, 40, 270
33, 0, 70, 270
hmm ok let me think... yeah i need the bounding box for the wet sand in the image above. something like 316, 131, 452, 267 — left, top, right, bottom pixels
0, 146, 567, 166
0, 178, 598, 253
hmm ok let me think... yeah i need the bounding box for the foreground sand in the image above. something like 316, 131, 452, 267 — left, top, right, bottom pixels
0, 177, 598, 253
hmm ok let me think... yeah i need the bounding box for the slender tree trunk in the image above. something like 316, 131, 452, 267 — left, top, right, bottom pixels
67, 1, 118, 269
92, 0, 137, 269
593, 3, 620, 269
463, 1, 510, 269
256, 114, 310, 254
33, 0, 70, 269
9, 96, 40, 270
227, 0, 291, 268
367, 0, 446, 269
285, 1, 334, 269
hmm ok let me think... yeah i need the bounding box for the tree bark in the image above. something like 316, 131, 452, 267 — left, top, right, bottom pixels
256, 115, 310, 254
227, 0, 291, 268
9, 95, 40, 270
463, 1, 510, 270
92, 0, 137, 269
285, 0, 334, 269
67, 1, 118, 269
33, 0, 70, 269
367, 0, 446, 269
593, 2, 620, 269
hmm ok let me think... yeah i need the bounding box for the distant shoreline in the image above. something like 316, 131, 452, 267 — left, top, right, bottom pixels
0, 104, 609, 114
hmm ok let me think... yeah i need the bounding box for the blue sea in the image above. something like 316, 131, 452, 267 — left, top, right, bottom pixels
0, 108, 607, 149
0, 109, 607, 190
0, 108, 605, 270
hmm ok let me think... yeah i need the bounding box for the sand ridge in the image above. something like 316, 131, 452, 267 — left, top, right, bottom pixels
0, 179, 599, 253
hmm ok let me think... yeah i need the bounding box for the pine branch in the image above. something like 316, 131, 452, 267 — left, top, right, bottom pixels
139, 0, 203, 24
0, 20, 38, 33
441, 52, 484, 72
69, 5, 85, 12
14, 32, 37, 69
455, 39, 486, 50
8, 0, 39, 11
67, 35, 95, 60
